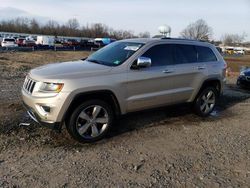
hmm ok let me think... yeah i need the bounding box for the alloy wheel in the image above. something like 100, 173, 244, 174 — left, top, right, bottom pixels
200, 90, 216, 114
76, 105, 109, 139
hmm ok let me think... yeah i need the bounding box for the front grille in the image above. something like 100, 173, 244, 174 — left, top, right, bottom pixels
23, 77, 36, 94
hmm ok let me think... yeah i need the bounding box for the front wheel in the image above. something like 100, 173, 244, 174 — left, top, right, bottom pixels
66, 100, 114, 143
193, 87, 218, 117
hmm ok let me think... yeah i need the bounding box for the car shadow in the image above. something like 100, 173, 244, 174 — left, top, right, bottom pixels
106, 84, 250, 139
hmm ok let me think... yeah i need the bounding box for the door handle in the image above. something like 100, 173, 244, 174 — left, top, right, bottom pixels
163, 70, 174, 73
197, 66, 206, 70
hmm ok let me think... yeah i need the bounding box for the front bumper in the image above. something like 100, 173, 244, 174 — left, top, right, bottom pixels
23, 102, 62, 131
22, 88, 71, 131
237, 76, 250, 88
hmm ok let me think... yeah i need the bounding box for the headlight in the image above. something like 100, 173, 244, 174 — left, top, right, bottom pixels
39, 83, 64, 93
240, 72, 245, 76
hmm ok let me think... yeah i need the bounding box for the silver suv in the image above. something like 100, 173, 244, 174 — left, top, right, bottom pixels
22, 38, 227, 143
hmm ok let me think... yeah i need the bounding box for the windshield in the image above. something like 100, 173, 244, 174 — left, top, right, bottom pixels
86, 41, 144, 66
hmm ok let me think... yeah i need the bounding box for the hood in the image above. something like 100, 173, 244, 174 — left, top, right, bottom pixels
30, 60, 113, 80
243, 68, 250, 76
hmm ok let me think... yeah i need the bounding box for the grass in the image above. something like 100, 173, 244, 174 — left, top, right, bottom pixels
0, 51, 91, 73
224, 55, 250, 72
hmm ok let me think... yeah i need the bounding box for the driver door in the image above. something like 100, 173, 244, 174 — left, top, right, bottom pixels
126, 44, 177, 112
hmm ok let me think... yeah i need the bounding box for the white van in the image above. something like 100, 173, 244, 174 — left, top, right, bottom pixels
36, 36, 55, 46
234, 47, 245, 55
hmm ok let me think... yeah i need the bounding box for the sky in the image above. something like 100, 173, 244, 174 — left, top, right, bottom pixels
0, 0, 250, 41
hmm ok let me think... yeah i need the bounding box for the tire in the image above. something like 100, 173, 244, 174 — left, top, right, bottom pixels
66, 99, 114, 143
193, 87, 218, 117
236, 80, 241, 87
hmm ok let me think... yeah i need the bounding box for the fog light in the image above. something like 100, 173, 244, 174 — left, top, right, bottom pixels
41, 106, 51, 113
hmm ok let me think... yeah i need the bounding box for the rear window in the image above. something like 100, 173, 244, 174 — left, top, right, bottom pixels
4, 39, 15, 42
196, 46, 217, 62
175, 44, 197, 64
141, 43, 218, 66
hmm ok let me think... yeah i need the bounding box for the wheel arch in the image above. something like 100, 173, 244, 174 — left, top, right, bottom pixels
62, 90, 121, 123
196, 79, 222, 98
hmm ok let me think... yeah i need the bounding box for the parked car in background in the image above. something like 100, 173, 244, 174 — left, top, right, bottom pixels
234, 48, 245, 55
16, 38, 26, 46
225, 47, 234, 55
0, 36, 3, 45
237, 67, 250, 88
36, 36, 55, 47
62, 39, 80, 47
80, 39, 100, 50
23, 39, 36, 47
1, 38, 18, 47
22, 38, 226, 143
94, 38, 116, 47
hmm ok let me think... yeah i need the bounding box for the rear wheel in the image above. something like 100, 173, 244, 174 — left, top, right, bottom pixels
193, 87, 218, 117
66, 100, 114, 143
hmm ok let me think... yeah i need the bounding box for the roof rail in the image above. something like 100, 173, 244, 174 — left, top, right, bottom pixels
161, 37, 206, 42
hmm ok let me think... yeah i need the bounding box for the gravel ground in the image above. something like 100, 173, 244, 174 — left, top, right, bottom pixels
0, 51, 250, 187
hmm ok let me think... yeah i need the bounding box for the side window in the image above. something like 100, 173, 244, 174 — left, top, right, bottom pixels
175, 44, 197, 64
142, 44, 175, 66
196, 46, 217, 62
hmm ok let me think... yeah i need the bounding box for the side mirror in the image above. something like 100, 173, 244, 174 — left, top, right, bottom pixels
136, 57, 152, 68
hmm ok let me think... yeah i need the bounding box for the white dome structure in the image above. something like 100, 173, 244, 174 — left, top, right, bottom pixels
158, 25, 171, 37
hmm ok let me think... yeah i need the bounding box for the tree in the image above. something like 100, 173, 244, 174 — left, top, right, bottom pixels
221, 33, 247, 45
91, 23, 109, 37
180, 19, 213, 41
0, 17, 150, 39
67, 18, 80, 30
138, 31, 150, 38
30, 18, 40, 34
43, 20, 60, 35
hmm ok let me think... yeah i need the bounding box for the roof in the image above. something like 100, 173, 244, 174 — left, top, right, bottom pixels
121, 38, 160, 44
121, 37, 210, 46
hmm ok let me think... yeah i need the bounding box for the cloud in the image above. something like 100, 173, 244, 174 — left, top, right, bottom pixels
0, 7, 53, 24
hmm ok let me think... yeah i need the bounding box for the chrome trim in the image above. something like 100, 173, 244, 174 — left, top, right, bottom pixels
23, 77, 36, 94
27, 110, 39, 123
137, 57, 151, 68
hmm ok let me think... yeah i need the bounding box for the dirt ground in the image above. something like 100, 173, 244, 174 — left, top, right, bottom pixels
0, 51, 250, 187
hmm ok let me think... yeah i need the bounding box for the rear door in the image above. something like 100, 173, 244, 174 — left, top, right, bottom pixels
196, 45, 219, 76
169, 44, 208, 103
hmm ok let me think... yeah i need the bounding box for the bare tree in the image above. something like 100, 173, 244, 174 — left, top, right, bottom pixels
180, 19, 213, 41
0, 17, 149, 39
91, 23, 109, 37
43, 20, 60, 35
138, 31, 150, 38
221, 33, 247, 45
67, 18, 80, 30
30, 18, 40, 34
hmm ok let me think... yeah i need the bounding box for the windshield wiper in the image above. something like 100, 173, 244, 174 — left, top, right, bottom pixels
87, 59, 111, 66
87, 59, 103, 64
81, 57, 88, 61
